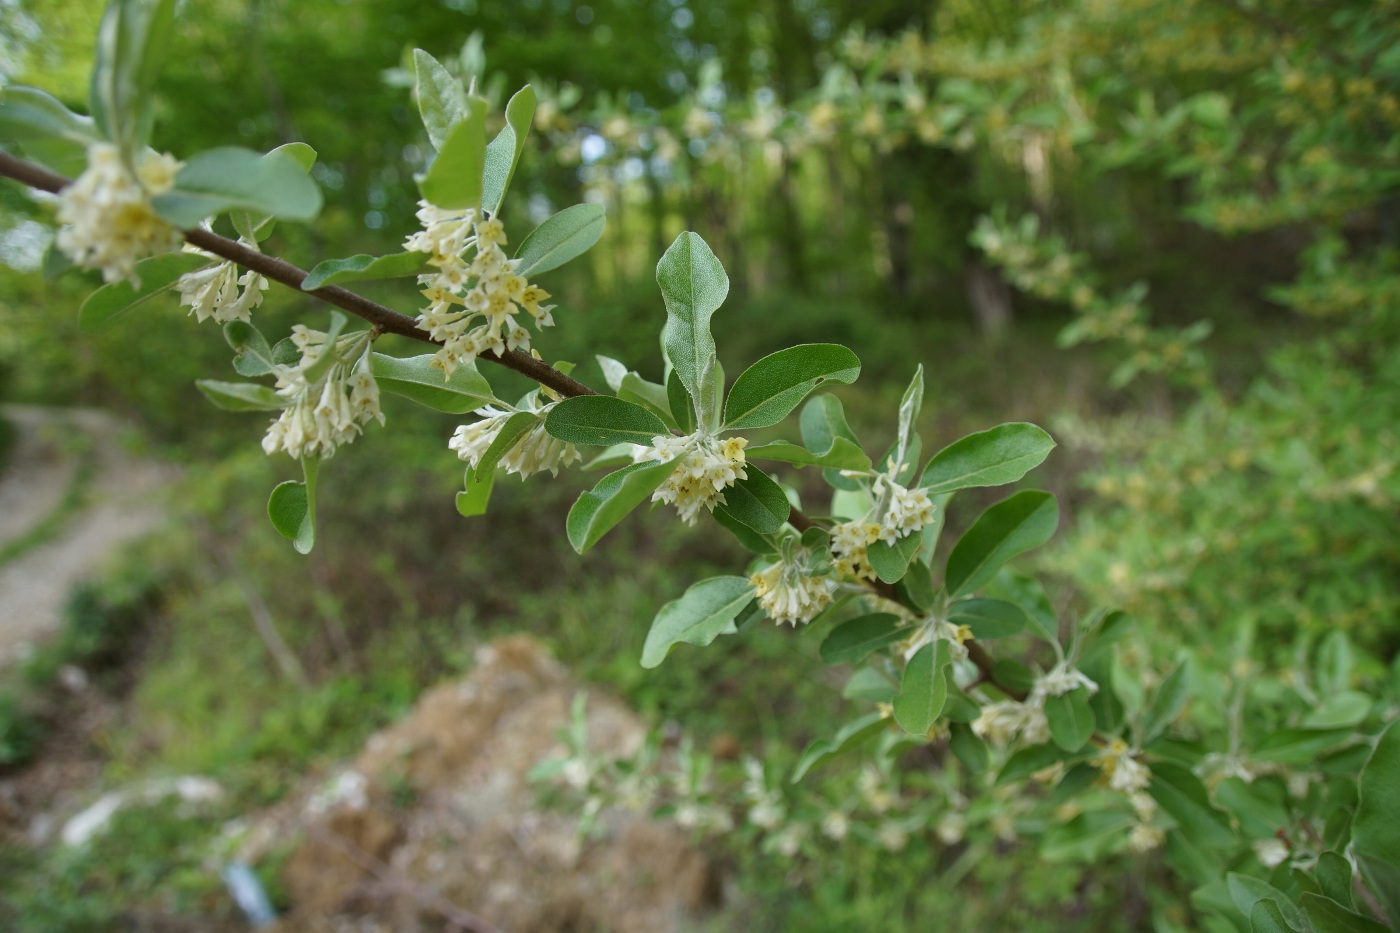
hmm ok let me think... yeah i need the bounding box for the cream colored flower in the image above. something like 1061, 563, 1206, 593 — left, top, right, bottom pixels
449, 393, 582, 480
749, 543, 836, 627
1095, 738, 1152, 795
634, 431, 748, 525
176, 243, 268, 324
56, 142, 183, 286
261, 328, 384, 460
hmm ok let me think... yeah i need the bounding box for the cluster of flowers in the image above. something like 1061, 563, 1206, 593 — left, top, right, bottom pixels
261, 326, 384, 460
632, 430, 749, 525
175, 242, 269, 325
55, 142, 183, 286
405, 201, 554, 376
449, 391, 583, 479
750, 541, 836, 626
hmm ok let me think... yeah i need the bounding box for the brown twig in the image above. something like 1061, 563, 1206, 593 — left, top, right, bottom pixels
0, 151, 596, 400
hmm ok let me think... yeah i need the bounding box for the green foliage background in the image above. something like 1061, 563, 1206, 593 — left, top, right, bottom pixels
0, 0, 1397, 929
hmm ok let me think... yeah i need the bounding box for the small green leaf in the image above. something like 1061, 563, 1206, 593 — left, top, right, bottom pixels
1354, 721, 1400, 925
666, 368, 696, 434
1045, 689, 1095, 752
0, 84, 98, 176
711, 508, 779, 556
801, 393, 864, 490
819, 613, 904, 665
791, 713, 887, 782
1302, 691, 1374, 729
895, 365, 924, 459
152, 147, 323, 228
657, 232, 728, 413
949, 723, 990, 772
1139, 659, 1191, 746
90, 0, 177, 157
1152, 763, 1237, 849
714, 468, 790, 535
267, 457, 319, 554
566, 459, 677, 553
515, 203, 607, 276
843, 667, 898, 703
455, 468, 494, 517
722, 344, 861, 431
920, 422, 1056, 494
302, 251, 428, 290
944, 490, 1059, 598
1252, 729, 1354, 765
482, 84, 536, 213
229, 143, 318, 241
544, 395, 669, 447
1249, 899, 1294, 933
77, 252, 214, 333
413, 49, 469, 151
417, 97, 488, 210
472, 411, 540, 482
224, 321, 277, 377
1300, 893, 1390, 933
195, 379, 284, 412
1229, 874, 1306, 932
746, 437, 870, 472
867, 530, 923, 584
998, 743, 1069, 786
892, 640, 951, 736
1042, 811, 1136, 862
948, 598, 1027, 639
640, 575, 754, 668
1317, 852, 1356, 911
369, 353, 495, 414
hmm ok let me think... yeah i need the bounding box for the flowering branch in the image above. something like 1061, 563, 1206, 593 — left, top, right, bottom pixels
0, 150, 596, 401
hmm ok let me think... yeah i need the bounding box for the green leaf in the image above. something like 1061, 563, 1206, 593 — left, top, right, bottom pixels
1354, 721, 1400, 925
920, 422, 1057, 494
1229, 874, 1305, 932
229, 143, 318, 241
657, 232, 728, 416
1042, 811, 1136, 862
895, 365, 924, 460
1252, 729, 1354, 765
997, 743, 1069, 786
819, 613, 905, 665
722, 344, 861, 431
713, 468, 790, 535
801, 393, 863, 490
1300, 893, 1390, 933
515, 203, 606, 276
746, 437, 870, 472
1140, 659, 1191, 746
993, 658, 1037, 695
0, 85, 98, 176
1317, 852, 1355, 910
1214, 777, 1289, 840
417, 97, 488, 210
455, 469, 494, 517
566, 459, 677, 553
1152, 763, 1237, 849
944, 490, 1059, 598
1249, 899, 1295, 933
843, 667, 898, 703
896, 559, 936, 612
791, 713, 887, 782
867, 530, 923, 584
711, 507, 779, 556
195, 379, 284, 412
544, 395, 668, 447
949, 722, 990, 772
948, 598, 1027, 639
90, 0, 176, 157
482, 84, 536, 213
413, 49, 469, 151
223, 321, 277, 377
1045, 689, 1095, 752
151, 147, 323, 228
369, 353, 495, 414
302, 251, 428, 290
640, 575, 754, 668
267, 457, 319, 555
1302, 692, 1374, 730
892, 640, 951, 736
77, 252, 213, 333
471, 412, 539, 482
665, 368, 696, 434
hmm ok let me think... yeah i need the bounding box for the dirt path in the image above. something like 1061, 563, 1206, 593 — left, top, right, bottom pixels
0, 404, 175, 667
